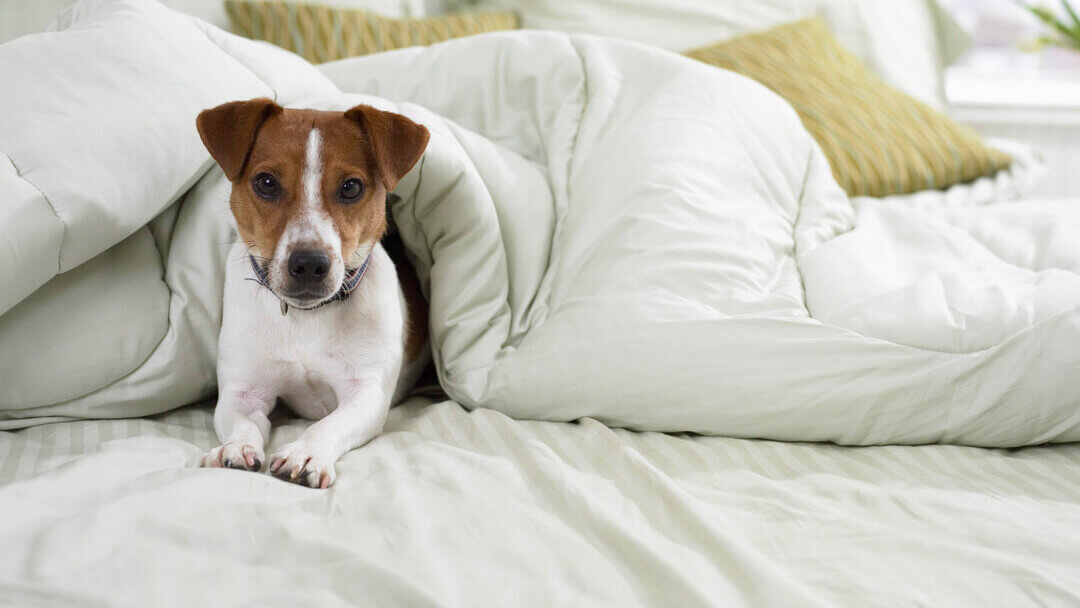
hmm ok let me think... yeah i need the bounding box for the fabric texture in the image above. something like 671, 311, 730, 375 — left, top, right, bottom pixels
322, 36, 1080, 447
3, 0, 1079, 447
225, 0, 517, 62
685, 18, 1011, 197
471, 0, 970, 109
0, 0, 427, 44
1, 396, 1079, 605
0, 0, 340, 424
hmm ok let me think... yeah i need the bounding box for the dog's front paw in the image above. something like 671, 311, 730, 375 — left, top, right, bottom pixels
268, 442, 336, 489
199, 442, 264, 471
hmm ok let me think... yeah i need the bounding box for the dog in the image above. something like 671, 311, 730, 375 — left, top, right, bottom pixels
194, 98, 431, 488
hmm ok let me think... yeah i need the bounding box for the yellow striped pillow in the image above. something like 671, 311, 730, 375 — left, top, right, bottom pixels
226, 1, 518, 64
685, 18, 1011, 197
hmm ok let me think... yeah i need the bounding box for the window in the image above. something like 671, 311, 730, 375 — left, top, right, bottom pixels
939, 0, 1080, 71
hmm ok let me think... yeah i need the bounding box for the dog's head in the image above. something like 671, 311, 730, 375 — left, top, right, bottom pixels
197, 98, 429, 309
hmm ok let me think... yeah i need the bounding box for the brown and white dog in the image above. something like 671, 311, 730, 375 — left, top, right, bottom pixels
195, 98, 430, 488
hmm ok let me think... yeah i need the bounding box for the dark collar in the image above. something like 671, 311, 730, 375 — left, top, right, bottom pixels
247, 252, 373, 315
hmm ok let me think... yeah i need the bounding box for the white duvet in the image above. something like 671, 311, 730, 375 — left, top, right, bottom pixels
1, 0, 1078, 446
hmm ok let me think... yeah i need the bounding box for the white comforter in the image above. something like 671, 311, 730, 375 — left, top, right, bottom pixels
1, 0, 1078, 447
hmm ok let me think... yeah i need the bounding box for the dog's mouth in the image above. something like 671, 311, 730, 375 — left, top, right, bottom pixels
277, 289, 336, 309
248, 253, 369, 313
247, 255, 337, 310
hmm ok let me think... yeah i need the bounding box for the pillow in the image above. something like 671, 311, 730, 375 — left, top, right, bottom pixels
226, 0, 518, 63
471, 0, 969, 109
0, 0, 426, 44
685, 18, 1011, 198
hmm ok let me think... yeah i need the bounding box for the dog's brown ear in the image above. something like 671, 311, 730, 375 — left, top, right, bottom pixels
345, 104, 430, 191
196, 98, 282, 181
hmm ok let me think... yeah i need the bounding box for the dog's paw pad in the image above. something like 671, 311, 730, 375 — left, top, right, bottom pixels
198, 442, 264, 472
268, 443, 336, 489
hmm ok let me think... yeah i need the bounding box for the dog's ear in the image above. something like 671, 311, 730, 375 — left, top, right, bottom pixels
196, 98, 282, 181
345, 104, 430, 191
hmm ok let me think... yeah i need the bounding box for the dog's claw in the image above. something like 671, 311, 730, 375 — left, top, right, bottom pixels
199, 442, 264, 472
267, 442, 336, 488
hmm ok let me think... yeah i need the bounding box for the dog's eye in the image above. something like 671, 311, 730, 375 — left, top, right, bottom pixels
252, 173, 279, 199
339, 178, 363, 202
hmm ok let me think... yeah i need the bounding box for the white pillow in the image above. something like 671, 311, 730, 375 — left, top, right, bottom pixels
471, 0, 969, 109
0, 0, 426, 44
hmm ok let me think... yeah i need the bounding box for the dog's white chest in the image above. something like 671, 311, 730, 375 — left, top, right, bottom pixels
268, 346, 345, 419
217, 242, 406, 419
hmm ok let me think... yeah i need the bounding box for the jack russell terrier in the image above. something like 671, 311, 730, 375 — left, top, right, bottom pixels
195, 98, 431, 488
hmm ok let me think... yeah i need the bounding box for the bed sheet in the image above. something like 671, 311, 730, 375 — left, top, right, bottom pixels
1, 396, 1078, 606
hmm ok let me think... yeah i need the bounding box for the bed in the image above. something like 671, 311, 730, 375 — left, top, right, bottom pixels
3, 394, 1080, 605
2, 0, 1079, 604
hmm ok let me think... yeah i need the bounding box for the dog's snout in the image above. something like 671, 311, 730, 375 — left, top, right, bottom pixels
288, 250, 330, 284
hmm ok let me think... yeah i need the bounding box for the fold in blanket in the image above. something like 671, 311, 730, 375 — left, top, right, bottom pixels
1, 0, 1078, 447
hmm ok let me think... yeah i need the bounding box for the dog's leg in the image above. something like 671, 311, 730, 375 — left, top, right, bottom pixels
268, 377, 391, 489
198, 387, 274, 472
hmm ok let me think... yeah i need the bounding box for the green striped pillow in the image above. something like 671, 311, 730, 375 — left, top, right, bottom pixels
226, 1, 518, 64
685, 18, 1011, 197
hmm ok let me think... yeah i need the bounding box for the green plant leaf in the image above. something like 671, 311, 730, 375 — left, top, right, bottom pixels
1039, 34, 1062, 47
1021, 1, 1080, 42
1061, 0, 1080, 31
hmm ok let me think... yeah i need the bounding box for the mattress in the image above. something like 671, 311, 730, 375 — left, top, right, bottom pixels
2, 394, 1079, 606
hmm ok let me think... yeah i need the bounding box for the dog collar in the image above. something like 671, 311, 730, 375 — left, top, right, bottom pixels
247, 252, 373, 316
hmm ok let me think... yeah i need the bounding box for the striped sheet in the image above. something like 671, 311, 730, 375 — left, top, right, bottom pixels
1, 397, 1079, 605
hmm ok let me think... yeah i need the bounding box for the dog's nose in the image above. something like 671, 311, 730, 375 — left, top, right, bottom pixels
288, 250, 330, 284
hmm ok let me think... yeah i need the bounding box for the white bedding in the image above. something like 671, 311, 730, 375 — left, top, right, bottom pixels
2, 396, 1079, 606
2, 3, 1080, 601
2, 0, 1078, 447
323, 36, 1080, 446
472, 0, 969, 108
